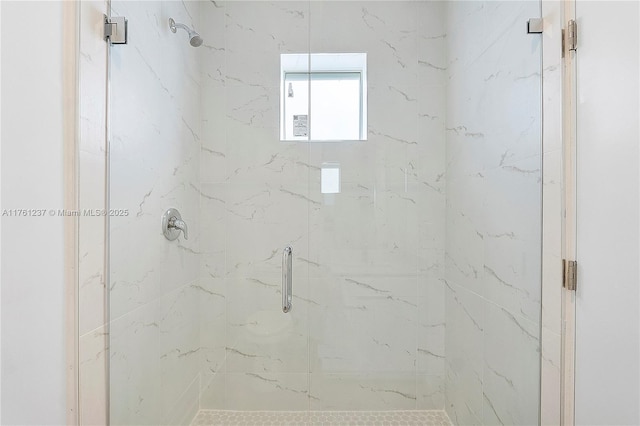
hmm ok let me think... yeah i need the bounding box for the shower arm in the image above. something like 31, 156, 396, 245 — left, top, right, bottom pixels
168, 17, 203, 47
171, 22, 191, 33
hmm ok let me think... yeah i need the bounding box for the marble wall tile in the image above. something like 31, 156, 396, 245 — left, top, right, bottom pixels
109, 301, 161, 425
445, 175, 486, 296
224, 182, 310, 278
226, 373, 309, 411
200, 84, 227, 184
307, 144, 409, 198
417, 2, 447, 87
199, 1, 227, 184
307, 184, 421, 277
199, 0, 226, 88
225, 2, 309, 88
164, 376, 200, 426
309, 2, 419, 88
417, 283, 446, 376
198, 276, 226, 375
198, 184, 227, 379
444, 282, 485, 423
482, 303, 540, 425
159, 283, 201, 418
200, 372, 226, 410
225, 274, 309, 374
309, 278, 417, 374
444, 71, 489, 178
309, 373, 417, 411
224, 121, 310, 185
445, 1, 486, 80
367, 83, 419, 151
199, 182, 227, 278
417, 374, 445, 410
483, 156, 542, 324
415, 84, 447, 191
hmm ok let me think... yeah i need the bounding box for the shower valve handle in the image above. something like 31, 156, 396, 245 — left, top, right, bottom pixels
162, 208, 188, 241
169, 216, 188, 240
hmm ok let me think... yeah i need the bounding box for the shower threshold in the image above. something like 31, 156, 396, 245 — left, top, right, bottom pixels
191, 409, 452, 425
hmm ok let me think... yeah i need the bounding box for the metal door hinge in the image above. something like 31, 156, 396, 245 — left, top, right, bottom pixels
564, 19, 577, 55
105, 15, 128, 44
563, 259, 577, 291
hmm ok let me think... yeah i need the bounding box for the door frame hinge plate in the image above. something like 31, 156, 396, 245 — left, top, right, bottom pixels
105, 15, 128, 44
567, 19, 577, 52
563, 259, 577, 291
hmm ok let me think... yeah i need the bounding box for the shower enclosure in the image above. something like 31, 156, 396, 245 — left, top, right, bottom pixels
106, 1, 542, 424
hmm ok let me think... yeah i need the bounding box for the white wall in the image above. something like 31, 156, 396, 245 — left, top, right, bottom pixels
0, 1, 67, 424
575, 2, 640, 424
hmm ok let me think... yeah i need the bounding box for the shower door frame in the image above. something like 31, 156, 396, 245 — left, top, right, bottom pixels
560, 0, 578, 424
69, 1, 572, 424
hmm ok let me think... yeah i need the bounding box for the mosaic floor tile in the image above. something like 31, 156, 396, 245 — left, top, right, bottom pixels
191, 410, 452, 426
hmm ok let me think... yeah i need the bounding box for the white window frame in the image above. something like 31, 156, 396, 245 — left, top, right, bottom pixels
280, 53, 368, 142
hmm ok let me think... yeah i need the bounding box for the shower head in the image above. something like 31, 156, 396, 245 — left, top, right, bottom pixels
169, 18, 203, 47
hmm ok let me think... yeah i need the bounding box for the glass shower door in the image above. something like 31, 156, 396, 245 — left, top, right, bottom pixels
306, 0, 543, 423
107, 0, 313, 423
306, 0, 447, 411
108, 1, 207, 424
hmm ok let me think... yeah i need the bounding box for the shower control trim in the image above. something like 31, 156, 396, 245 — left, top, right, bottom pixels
282, 246, 293, 313
162, 208, 189, 241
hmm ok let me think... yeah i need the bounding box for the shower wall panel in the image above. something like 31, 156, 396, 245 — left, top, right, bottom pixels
443, 2, 542, 425
108, 1, 202, 424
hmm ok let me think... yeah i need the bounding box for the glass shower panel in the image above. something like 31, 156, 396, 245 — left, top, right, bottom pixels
443, 1, 543, 424
205, 1, 312, 411
307, 0, 542, 422
307, 1, 448, 410
107, 0, 313, 422
108, 1, 208, 424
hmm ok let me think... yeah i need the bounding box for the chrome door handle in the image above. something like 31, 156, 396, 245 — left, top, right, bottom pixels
282, 246, 292, 313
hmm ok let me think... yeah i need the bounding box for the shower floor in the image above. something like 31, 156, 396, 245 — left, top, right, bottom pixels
191, 410, 452, 426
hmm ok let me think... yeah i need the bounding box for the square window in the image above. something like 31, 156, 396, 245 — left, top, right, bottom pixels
280, 53, 367, 141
